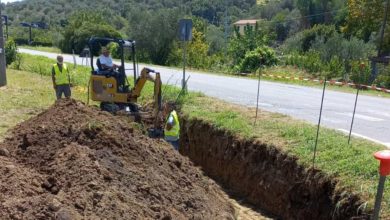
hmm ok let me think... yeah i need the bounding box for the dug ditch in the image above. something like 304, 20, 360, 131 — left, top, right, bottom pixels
179, 117, 371, 220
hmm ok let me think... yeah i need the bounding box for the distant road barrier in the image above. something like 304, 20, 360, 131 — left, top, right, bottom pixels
262, 74, 390, 94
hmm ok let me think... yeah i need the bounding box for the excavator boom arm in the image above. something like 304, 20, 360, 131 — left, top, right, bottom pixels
130, 68, 162, 127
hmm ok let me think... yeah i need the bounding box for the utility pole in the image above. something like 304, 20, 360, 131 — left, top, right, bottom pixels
0, 0, 7, 87
378, 0, 390, 57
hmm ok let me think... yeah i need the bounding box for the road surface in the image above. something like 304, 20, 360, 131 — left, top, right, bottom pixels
20, 48, 390, 147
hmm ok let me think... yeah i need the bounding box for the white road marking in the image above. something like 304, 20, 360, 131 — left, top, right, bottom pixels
322, 117, 344, 124
338, 129, 390, 148
365, 109, 390, 118
336, 113, 384, 122
253, 102, 273, 107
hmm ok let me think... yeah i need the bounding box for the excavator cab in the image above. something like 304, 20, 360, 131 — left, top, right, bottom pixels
87, 37, 163, 134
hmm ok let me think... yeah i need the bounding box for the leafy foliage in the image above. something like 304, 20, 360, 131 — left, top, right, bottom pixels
228, 23, 268, 66
344, 0, 390, 55
238, 46, 278, 73
5, 38, 18, 66
58, 11, 122, 54
127, 8, 181, 65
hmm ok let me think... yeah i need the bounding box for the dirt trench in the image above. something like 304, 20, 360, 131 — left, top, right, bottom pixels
179, 117, 371, 220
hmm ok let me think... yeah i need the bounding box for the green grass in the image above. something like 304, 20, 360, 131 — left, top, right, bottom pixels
0, 70, 88, 140
3, 54, 390, 217
20, 45, 62, 53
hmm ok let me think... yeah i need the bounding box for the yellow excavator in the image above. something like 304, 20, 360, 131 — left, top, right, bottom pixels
87, 37, 163, 136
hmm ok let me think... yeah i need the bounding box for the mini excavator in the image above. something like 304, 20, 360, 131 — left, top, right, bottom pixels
87, 37, 163, 136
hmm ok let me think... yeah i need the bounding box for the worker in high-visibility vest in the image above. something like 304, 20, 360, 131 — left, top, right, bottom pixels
163, 102, 180, 150
52, 55, 71, 100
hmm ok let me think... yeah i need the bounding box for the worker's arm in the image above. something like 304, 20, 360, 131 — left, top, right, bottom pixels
67, 68, 72, 87
51, 67, 56, 90
101, 63, 112, 70
166, 114, 175, 130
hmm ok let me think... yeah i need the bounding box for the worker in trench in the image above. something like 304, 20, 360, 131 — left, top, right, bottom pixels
52, 55, 72, 100
163, 102, 180, 150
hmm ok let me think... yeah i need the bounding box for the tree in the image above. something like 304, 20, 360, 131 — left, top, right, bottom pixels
344, 0, 389, 54
59, 11, 122, 54
206, 25, 225, 55
228, 23, 268, 66
127, 8, 181, 65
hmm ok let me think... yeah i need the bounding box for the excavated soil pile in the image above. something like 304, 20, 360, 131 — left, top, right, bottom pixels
0, 99, 234, 220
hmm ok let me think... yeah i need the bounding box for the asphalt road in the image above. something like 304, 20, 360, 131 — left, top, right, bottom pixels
20, 48, 390, 147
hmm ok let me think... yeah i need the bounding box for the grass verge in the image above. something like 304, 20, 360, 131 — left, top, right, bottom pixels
0, 69, 88, 140
3, 54, 390, 217
19, 45, 62, 53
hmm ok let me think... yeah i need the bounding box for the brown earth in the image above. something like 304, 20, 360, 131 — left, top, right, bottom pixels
180, 117, 371, 220
0, 99, 235, 220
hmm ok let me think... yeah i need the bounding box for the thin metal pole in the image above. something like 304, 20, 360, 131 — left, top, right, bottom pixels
5, 16, 7, 39
372, 175, 387, 220
29, 26, 32, 45
348, 86, 360, 144
176, 76, 191, 104
72, 49, 77, 68
0, 0, 6, 87
131, 43, 136, 85
182, 41, 187, 91
254, 69, 261, 125
313, 79, 327, 168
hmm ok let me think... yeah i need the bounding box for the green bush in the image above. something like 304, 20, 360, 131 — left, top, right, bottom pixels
238, 46, 278, 73
282, 25, 337, 53
285, 51, 323, 76
350, 61, 371, 85
107, 42, 121, 59
5, 38, 18, 66
325, 56, 345, 79
228, 23, 269, 67
301, 24, 336, 52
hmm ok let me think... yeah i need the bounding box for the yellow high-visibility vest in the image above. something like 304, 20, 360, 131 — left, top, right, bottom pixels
165, 110, 180, 139
53, 63, 69, 85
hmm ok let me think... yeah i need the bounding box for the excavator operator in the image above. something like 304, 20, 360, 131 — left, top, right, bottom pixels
98, 47, 126, 91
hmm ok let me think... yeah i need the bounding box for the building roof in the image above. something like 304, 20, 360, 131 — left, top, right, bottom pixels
233, 19, 259, 25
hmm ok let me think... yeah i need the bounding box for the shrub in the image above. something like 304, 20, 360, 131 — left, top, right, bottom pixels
5, 38, 18, 66
325, 56, 345, 79
284, 51, 323, 76
282, 24, 337, 53
350, 61, 371, 85
238, 46, 278, 73
107, 42, 121, 59
10, 54, 23, 70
